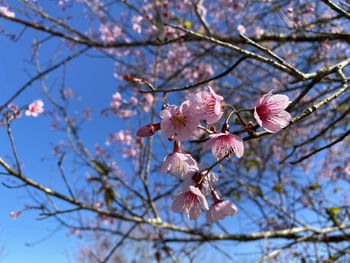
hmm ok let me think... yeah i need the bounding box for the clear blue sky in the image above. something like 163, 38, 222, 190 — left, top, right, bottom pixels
0, 11, 124, 261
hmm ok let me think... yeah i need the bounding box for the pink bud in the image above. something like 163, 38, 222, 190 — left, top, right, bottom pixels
136, 123, 161, 137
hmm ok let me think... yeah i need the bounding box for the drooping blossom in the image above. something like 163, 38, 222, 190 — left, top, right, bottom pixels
254, 92, 292, 133
0, 6, 15, 17
161, 152, 198, 178
192, 86, 224, 124
25, 99, 44, 117
183, 168, 218, 196
160, 100, 199, 141
206, 200, 238, 223
171, 185, 209, 220
136, 123, 161, 137
203, 131, 244, 159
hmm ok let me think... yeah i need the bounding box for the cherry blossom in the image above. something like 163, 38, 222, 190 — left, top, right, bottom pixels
184, 169, 218, 196
203, 131, 244, 159
99, 24, 122, 42
129, 96, 138, 106
25, 100, 44, 117
62, 88, 74, 99
161, 152, 198, 178
141, 93, 154, 112
171, 185, 209, 220
0, 6, 15, 17
110, 92, 122, 111
160, 100, 199, 141
10, 211, 21, 219
206, 200, 238, 223
254, 92, 292, 133
192, 86, 224, 124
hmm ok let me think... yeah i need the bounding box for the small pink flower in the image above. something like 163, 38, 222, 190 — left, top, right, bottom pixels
25, 99, 44, 117
136, 123, 161, 137
161, 152, 198, 178
160, 100, 199, 141
141, 93, 154, 112
171, 185, 209, 220
100, 24, 122, 42
203, 132, 244, 159
110, 92, 122, 110
117, 109, 134, 119
129, 96, 138, 106
206, 200, 237, 223
62, 88, 74, 99
237, 24, 246, 34
114, 130, 132, 145
0, 6, 15, 17
254, 92, 292, 133
192, 86, 224, 124
10, 211, 21, 219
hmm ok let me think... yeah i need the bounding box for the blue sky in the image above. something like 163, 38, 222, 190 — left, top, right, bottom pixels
0, 14, 121, 261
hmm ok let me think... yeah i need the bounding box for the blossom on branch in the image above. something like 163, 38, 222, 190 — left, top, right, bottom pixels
192, 86, 224, 124
254, 92, 292, 133
0, 6, 15, 17
160, 100, 199, 141
25, 100, 44, 117
206, 200, 238, 223
171, 185, 209, 220
203, 132, 244, 159
161, 152, 198, 178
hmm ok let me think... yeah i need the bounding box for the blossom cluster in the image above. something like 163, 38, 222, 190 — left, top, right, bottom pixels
109, 91, 154, 119
137, 86, 292, 223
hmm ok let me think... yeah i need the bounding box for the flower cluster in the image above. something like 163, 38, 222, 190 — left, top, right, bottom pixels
109, 92, 154, 119
137, 86, 292, 222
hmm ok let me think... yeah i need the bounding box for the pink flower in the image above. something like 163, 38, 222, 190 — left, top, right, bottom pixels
203, 132, 244, 159
10, 211, 21, 219
183, 169, 218, 196
62, 88, 74, 99
132, 16, 143, 34
117, 109, 134, 119
254, 92, 292, 133
160, 100, 199, 141
171, 185, 209, 220
206, 200, 237, 223
141, 93, 154, 112
161, 152, 198, 178
129, 96, 138, 105
192, 86, 224, 124
136, 123, 161, 137
99, 24, 122, 42
237, 24, 246, 34
25, 99, 44, 117
0, 6, 15, 17
110, 92, 122, 110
